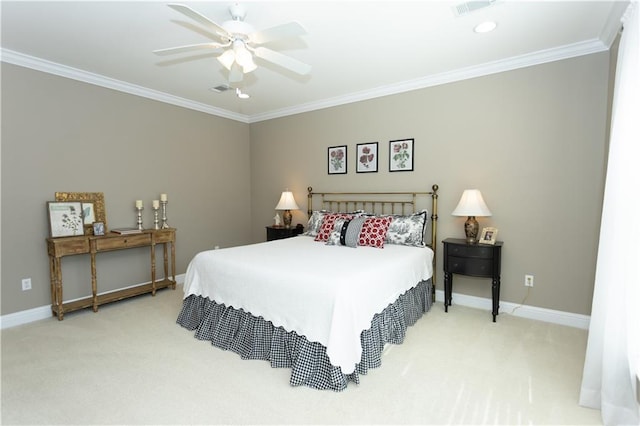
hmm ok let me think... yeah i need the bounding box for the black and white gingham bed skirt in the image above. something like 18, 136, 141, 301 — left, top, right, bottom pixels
176, 279, 432, 391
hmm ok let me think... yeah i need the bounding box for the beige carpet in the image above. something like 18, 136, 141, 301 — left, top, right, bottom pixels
1, 286, 601, 425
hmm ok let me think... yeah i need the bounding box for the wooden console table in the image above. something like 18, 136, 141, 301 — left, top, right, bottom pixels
46, 228, 176, 320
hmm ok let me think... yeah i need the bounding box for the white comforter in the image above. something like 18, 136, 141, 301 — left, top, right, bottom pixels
183, 235, 433, 374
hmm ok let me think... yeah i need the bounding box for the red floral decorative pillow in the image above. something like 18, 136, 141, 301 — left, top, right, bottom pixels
358, 216, 393, 248
314, 213, 353, 242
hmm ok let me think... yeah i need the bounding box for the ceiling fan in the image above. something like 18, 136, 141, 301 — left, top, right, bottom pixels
153, 3, 311, 84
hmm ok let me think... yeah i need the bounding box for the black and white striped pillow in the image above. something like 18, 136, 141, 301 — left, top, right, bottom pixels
325, 217, 367, 247
343, 217, 366, 247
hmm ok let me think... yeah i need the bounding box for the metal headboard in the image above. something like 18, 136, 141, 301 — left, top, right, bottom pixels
307, 185, 439, 300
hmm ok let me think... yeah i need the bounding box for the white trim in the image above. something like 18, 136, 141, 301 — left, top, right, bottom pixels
0, 274, 186, 329
250, 38, 609, 123
0, 49, 249, 123
599, 1, 629, 48
434, 290, 591, 330
2, 37, 608, 124
0, 305, 53, 330
2, 278, 589, 330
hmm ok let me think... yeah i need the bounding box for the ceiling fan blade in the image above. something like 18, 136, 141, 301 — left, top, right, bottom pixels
249, 21, 307, 45
253, 47, 311, 75
228, 64, 244, 83
153, 42, 228, 56
168, 3, 229, 40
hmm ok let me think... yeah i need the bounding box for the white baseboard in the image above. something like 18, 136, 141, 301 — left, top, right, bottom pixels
434, 289, 590, 330
0, 274, 186, 329
2, 278, 589, 330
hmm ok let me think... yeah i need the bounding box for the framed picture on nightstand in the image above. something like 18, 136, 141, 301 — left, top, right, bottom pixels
479, 227, 498, 245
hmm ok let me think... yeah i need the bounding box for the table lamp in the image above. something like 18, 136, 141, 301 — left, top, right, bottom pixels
452, 189, 492, 244
275, 190, 299, 229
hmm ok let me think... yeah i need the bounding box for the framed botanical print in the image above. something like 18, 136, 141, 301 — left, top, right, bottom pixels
55, 192, 107, 235
356, 142, 378, 173
47, 202, 84, 238
328, 145, 347, 174
389, 138, 414, 172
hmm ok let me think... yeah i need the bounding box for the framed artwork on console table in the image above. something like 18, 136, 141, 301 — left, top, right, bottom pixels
93, 222, 105, 236
389, 138, 414, 172
47, 202, 84, 238
356, 142, 378, 173
328, 145, 347, 174
55, 191, 107, 235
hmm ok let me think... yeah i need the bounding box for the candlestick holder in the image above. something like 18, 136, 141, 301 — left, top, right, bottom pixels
136, 207, 144, 230
160, 200, 169, 229
153, 205, 160, 230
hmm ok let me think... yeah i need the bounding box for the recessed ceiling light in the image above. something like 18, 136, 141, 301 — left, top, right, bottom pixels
474, 21, 497, 33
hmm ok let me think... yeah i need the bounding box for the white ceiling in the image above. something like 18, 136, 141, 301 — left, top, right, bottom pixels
1, 1, 627, 123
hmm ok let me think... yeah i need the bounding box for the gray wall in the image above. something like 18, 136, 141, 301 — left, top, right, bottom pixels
2, 51, 610, 317
1, 64, 251, 315
249, 52, 610, 316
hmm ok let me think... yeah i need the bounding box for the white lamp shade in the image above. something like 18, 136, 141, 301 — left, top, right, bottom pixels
451, 189, 492, 217
241, 57, 257, 73
233, 41, 252, 67
217, 49, 235, 70
275, 191, 299, 210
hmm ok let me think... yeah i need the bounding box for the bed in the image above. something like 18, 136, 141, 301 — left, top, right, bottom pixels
177, 185, 439, 391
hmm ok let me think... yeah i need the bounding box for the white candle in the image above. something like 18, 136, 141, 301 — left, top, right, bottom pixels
135, 200, 143, 209
160, 193, 167, 202
152, 200, 160, 209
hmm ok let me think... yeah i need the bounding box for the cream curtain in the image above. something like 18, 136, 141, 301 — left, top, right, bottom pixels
579, 2, 640, 425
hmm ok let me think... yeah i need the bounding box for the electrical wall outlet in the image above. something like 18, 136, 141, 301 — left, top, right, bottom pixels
21, 278, 32, 291
524, 274, 534, 287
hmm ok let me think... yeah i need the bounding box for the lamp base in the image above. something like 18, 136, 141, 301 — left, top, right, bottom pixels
464, 216, 479, 244
283, 210, 292, 229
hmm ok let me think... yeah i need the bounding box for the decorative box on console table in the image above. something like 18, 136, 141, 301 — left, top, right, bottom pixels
46, 228, 176, 320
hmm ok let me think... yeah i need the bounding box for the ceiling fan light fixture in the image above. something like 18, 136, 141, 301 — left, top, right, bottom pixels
231, 40, 257, 74
157, 3, 312, 83
234, 41, 253, 67
217, 49, 235, 70
474, 21, 497, 33
242, 59, 257, 74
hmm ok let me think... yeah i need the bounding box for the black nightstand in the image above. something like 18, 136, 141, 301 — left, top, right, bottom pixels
443, 238, 503, 322
266, 225, 304, 241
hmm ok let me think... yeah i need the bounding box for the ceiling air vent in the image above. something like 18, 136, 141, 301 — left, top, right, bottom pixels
453, 0, 499, 17
209, 84, 231, 93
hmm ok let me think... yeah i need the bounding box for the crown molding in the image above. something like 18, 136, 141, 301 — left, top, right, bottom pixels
1, 49, 250, 123
249, 38, 609, 123
2, 37, 609, 125
600, 1, 630, 47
